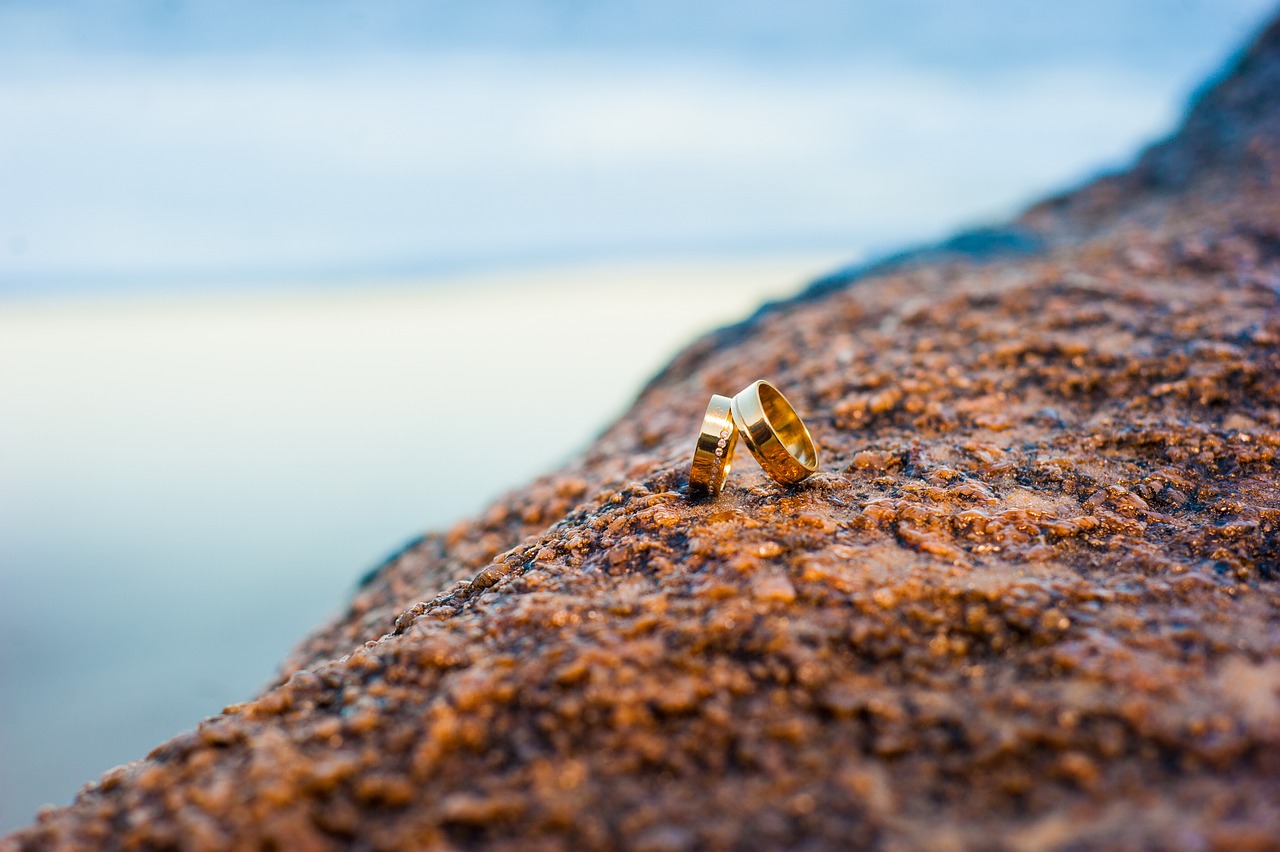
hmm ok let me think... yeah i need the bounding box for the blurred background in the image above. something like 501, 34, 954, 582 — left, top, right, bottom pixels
1, 0, 1275, 832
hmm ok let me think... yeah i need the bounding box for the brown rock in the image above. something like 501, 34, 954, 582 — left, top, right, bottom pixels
8, 16, 1280, 852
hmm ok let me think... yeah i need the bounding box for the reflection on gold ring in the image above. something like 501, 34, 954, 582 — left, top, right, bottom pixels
689, 394, 739, 498
730, 379, 819, 485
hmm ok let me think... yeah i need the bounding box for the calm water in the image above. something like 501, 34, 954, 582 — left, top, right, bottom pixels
0, 254, 843, 829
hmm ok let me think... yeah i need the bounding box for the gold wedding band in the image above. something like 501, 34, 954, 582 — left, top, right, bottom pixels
689, 394, 739, 498
730, 380, 819, 485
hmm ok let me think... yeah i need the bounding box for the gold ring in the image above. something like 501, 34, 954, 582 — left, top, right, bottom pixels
689, 394, 739, 498
730, 380, 819, 485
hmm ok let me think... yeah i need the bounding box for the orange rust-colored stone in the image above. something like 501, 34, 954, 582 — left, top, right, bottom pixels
8, 17, 1280, 852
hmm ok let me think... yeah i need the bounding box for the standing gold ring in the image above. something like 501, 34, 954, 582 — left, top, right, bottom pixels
730, 380, 819, 485
689, 394, 739, 498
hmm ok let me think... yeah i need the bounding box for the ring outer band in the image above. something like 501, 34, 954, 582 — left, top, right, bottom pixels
730, 380, 819, 486
688, 394, 739, 498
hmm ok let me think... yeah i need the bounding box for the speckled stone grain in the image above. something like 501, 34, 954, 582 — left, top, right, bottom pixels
8, 15, 1280, 852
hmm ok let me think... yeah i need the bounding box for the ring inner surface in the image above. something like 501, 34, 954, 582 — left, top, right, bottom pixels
759, 383, 816, 468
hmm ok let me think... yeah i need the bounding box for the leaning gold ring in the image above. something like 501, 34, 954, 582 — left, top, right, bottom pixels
688, 394, 739, 497
730, 380, 819, 485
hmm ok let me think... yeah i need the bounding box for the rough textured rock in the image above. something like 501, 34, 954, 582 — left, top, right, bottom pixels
9, 16, 1280, 852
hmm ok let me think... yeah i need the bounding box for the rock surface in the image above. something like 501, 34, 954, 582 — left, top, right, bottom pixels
9, 16, 1280, 852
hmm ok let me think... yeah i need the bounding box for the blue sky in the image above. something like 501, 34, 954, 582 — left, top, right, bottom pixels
1, 0, 1276, 293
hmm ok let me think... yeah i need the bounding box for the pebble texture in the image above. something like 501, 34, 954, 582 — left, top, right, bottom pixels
8, 16, 1280, 852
